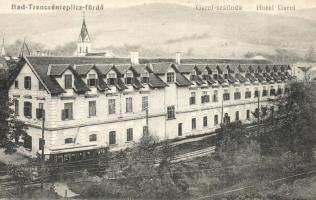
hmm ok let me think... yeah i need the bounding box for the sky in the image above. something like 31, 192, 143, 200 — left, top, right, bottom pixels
1, 0, 316, 13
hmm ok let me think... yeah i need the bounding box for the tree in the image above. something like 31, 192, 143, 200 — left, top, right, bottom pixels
266, 82, 316, 160
0, 61, 28, 153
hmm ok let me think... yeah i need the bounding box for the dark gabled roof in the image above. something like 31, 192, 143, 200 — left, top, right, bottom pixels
148, 73, 168, 88
95, 64, 113, 75
97, 78, 109, 91
75, 64, 95, 76
195, 65, 206, 74
217, 75, 227, 84
204, 75, 217, 85
115, 64, 132, 75
132, 78, 143, 89
151, 63, 173, 74
48, 64, 70, 76
227, 73, 238, 84
132, 64, 152, 74
206, 65, 218, 73
227, 64, 239, 73
265, 65, 273, 72
246, 73, 257, 83
238, 64, 248, 73
264, 73, 274, 83
115, 78, 128, 91
176, 73, 192, 87
235, 73, 247, 83
255, 73, 266, 83
257, 65, 266, 72
248, 65, 258, 73
177, 64, 195, 74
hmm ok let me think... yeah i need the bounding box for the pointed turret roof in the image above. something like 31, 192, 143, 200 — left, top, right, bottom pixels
78, 16, 90, 42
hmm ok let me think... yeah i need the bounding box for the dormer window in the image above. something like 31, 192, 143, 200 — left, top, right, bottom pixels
141, 72, 149, 84
213, 74, 218, 79
224, 73, 228, 79
167, 72, 174, 83
64, 74, 72, 89
107, 73, 116, 85
88, 74, 97, 87
125, 72, 133, 85
24, 76, 31, 90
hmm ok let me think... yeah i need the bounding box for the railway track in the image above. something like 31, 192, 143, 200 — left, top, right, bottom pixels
172, 146, 216, 163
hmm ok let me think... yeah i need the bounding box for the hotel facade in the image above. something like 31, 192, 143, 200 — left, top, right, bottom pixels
8, 19, 293, 160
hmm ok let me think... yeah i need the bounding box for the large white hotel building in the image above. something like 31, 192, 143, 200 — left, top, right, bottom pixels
8, 18, 292, 161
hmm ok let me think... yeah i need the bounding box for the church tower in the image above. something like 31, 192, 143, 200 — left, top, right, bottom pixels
77, 14, 91, 56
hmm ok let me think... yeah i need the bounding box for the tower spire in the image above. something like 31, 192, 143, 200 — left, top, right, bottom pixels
76, 13, 91, 56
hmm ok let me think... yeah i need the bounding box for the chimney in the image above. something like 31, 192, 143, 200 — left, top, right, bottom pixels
175, 52, 181, 64
130, 52, 139, 65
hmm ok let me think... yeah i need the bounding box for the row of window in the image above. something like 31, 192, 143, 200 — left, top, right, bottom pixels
189, 88, 283, 105
64, 127, 144, 145
14, 77, 45, 90
177, 107, 274, 136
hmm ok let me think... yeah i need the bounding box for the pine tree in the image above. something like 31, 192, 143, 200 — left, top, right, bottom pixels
0, 63, 28, 154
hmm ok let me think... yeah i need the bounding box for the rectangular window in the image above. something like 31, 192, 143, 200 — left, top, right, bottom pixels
125, 73, 133, 85
14, 99, 19, 116
246, 110, 250, 120
142, 96, 148, 111
127, 128, 133, 142
178, 123, 182, 136
201, 91, 210, 103
167, 106, 175, 120
108, 99, 116, 114
39, 138, 44, 150
277, 87, 282, 95
234, 92, 241, 100
224, 113, 230, 124
203, 116, 208, 127
254, 90, 260, 98
213, 91, 218, 102
262, 89, 268, 97
88, 74, 97, 87
192, 118, 196, 130
214, 115, 218, 125
89, 101, 96, 117
24, 101, 32, 118
270, 88, 276, 96
14, 80, 19, 89
62, 103, 73, 120
167, 72, 174, 83
24, 76, 31, 90
190, 92, 196, 105
65, 138, 73, 144
223, 93, 230, 101
64, 74, 72, 89
235, 111, 239, 121
109, 131, 116, 145
107, 73, 116, 85
245, 91, 251, 99
89, 134, 97, 142
141, 72, 149, 84
126, 97, 133, 113
36, 103, 44, 119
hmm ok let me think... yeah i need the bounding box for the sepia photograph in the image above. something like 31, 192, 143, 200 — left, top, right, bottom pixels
0, 0, 316, 199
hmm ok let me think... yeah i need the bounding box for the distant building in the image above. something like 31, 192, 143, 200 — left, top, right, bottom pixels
292, 62, 316, 82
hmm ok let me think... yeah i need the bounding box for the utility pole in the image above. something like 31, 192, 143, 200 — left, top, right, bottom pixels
145, 107, 149, 135
41, 109, 45, 190
220, 97, 224, 124
257, 92, 262, 156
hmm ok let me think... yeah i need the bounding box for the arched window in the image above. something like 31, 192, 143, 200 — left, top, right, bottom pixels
24, 76, 31, 90
109, 131, 116, 145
